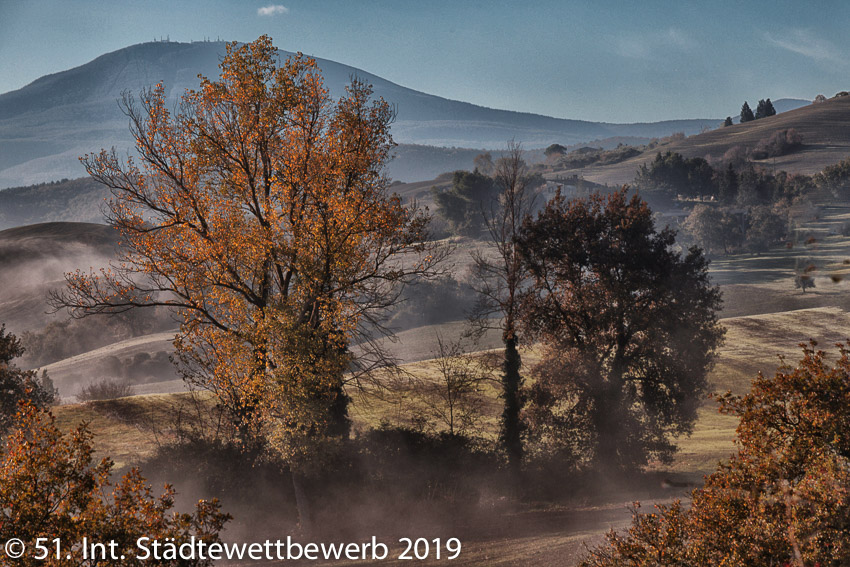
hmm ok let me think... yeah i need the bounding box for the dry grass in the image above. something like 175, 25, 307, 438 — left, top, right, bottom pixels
40, 198, 850, 566
59, 298, 842, 478
52, 391, 213, 469
555, 95, 850, 186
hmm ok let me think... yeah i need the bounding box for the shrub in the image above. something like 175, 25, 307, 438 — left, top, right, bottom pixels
751, 129, 803, 160
581, 344, 850, 566
139, 437, 297, 539
814, 156, 850, 196
0, 403, 228, 565
77, 378, 133, 402
0, 325, 56, 434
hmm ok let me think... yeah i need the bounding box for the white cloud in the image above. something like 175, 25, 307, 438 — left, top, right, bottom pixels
614, 27, 696, 59
763, 29, 842, 64
258, 4, 289, 17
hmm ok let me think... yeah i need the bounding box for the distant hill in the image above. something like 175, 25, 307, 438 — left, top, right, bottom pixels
565, 96, 850, 186
0, 178, 108, 229
0, 40, 725, 187
0, 222, 118, 333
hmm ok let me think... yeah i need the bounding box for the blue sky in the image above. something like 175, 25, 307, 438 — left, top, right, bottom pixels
1, 1, 849, 123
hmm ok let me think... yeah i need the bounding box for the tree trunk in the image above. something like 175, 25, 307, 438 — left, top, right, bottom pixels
500, 334, 524, 481
591, 379, 625, 470
326, 379, 351, 439
291, 470, 313, 535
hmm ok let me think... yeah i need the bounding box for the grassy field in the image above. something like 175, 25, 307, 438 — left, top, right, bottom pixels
37, 200, 850, 565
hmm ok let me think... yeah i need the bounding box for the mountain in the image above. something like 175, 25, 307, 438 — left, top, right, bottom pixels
772, 98, 811, 114
0, 40, 725, 188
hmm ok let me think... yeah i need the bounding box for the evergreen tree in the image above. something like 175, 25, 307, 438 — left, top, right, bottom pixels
765, 98, 776, 117
755, 98, 777, 119
470, 142, 535, 481
723, 116, 733, 127
740, 101, 755, 123
718, 163, 740, 203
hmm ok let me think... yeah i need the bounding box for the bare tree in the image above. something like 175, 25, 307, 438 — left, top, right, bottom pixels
469, 140, 536, 478
415, 334, 487, 437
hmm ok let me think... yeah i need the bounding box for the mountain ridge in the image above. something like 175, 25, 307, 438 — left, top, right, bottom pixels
0, 40, 739, 187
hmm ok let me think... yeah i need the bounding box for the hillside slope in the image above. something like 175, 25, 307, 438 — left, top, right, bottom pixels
0, 222, 118, 332
570, 96, 850, 186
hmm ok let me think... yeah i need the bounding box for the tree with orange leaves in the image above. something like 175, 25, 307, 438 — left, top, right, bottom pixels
582, 343, 850, 566
0, 403, 228, 566
50, 36, 439, 461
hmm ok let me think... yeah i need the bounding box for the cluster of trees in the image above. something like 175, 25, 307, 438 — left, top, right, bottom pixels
431, 169, 498, 234
739, 98, 776, 123
59, 39, 719, 480
634, 151, 716, 198
582, 343, 850, 566
683, 204, 790, 255
751, 128, 803, 160
635, 150, 812, 203
9, 34, 850, 561
814, 155, 850, 196
0, 35, 724, 539
431, 166, 543, 236
549, 144, 642, 170
89, 350, 175, 384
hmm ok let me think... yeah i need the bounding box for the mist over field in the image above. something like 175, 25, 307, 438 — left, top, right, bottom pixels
4, 6, 850, 564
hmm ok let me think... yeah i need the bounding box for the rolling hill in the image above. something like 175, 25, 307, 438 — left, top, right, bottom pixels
0, 222, 118, 333
0, 40, 727, 188
566, 95, 850, 186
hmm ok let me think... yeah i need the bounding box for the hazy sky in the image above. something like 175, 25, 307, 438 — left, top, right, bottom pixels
2, 1, 850, 123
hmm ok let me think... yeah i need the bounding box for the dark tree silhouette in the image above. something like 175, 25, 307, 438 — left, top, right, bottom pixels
755, 98, 777, 119
470, 141, 536, 479
517, 188, 724, 469
740, 101, 755, 123
432, 169, 499, 234
544, 143, 568, 157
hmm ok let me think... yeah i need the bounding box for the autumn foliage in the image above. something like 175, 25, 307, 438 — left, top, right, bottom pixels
54, 36, 437, 459
582, 343, 850, 566
0, 325, 56, 433
0, 403, 228, 566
